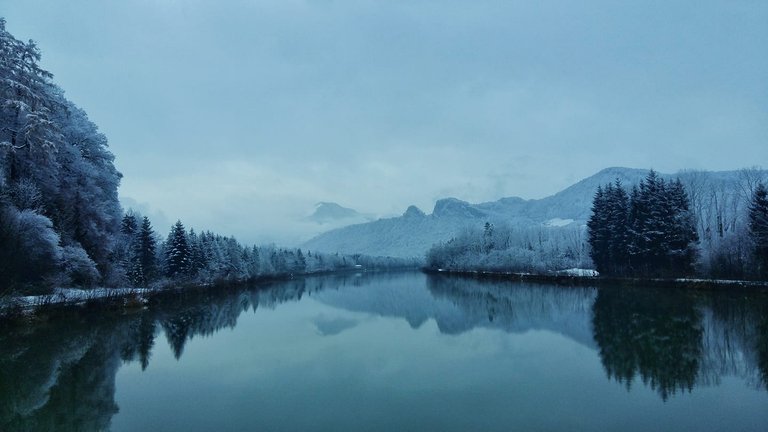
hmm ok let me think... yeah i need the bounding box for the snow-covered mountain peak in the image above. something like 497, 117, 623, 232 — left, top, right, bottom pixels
403, 205, 426, 219
308, 202, 364, 224
432, 198, 486, 218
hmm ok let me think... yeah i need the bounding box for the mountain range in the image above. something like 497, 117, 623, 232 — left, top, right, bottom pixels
302, 167, 751, 258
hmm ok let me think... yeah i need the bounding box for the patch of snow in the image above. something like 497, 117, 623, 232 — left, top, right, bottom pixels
674, 278, 766, 286
557, 268, 599, 277
544, 218, 575, 227
12, 287, 151, 309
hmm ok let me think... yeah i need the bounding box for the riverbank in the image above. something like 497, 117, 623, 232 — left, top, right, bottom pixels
422, 268, 768, 291
0, 266, 421, 320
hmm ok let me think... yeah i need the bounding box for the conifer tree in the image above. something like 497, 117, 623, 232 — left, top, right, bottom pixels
121, 213, 139, 236
187, 228, 206, 277
136, 216, 157, 282
587, 185, 610, 273
588, 171, 698, 277
666, 179, 699, 275
296, 248, 307, 272
605, 180, 630, 274
749, 183, 768, 279
483, 222, 495, 253
165, 220, 190, 277
629, 170, 666, 274
247, 245, 260, 277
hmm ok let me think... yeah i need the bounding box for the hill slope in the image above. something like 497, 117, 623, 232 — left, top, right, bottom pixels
303, 167, 752, 258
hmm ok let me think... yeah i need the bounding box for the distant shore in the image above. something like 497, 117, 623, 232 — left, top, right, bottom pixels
422, 268, 768, 291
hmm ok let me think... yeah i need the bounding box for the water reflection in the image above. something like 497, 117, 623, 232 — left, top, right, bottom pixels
592, 286, 768, 399
0, 274, 390, 431
702, 293, 768, 389
592, 287, 703, 400
425, 276, 596, 344
0, 309, 125, 431
1, 272, 767, 431
312, 315, 360, 336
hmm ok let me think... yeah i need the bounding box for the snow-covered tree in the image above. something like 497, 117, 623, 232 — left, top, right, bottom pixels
60, 244, 100, 287
164, 221, 190, 278
121, 213, 138, 236
0, 200, 62, 293
666, 179, 699, 276
587, 171, 698, 277
0, 19, 122, 291
749, 183, 768, 279
129, 216, 158, 285
426, 222, 590, 273
587, 185, 610, 273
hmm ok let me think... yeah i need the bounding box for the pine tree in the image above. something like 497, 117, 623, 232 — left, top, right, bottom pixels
121, 213, 139, 236
136, 216, 157, 282
749, 183, 768, 279
248, 245, 260, 277
0, 18, 57, 181
117, 212, 139, 284
587, 185, 610, 273
588, 171, 699, 278
165, 220, 190, 277
605, 180, 630, 275
296, 248, 307, 272
629, 170, 669, 275
626, 185, 641, 272
666, 179, 698, 276
187, 228, 206, 277
483, 222, 495, 253
270, 249, 287, 275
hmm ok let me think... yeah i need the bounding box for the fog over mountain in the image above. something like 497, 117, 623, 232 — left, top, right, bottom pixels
305, 202, 377, 230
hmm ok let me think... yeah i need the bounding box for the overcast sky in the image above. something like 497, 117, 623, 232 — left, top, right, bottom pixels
2, 0, 766, 244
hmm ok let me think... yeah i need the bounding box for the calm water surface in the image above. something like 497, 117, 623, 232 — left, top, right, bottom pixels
2, 272, 768, 431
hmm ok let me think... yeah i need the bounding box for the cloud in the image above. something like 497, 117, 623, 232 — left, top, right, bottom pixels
2, 0, 766, 244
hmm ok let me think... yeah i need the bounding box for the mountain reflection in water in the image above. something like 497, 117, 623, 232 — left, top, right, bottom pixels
1, 272, 767, 431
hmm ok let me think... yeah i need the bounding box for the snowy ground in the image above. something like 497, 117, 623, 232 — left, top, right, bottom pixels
435, 268, 599, 277
673, 278, 768, 287
543, 218, 575, 227
556, 268, 600, 277
10, 287, 151, 310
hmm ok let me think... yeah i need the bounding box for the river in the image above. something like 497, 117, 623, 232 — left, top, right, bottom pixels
2, 271, 767, 431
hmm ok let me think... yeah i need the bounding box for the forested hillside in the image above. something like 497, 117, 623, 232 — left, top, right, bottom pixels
0, 19, 414, 298
0, 18, 122, 292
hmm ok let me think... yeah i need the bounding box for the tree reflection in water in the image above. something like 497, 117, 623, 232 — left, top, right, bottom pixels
1, 273, 767, 431
0, 274, 380, 431
592, 286, 768, 400
592, 287, 703, 400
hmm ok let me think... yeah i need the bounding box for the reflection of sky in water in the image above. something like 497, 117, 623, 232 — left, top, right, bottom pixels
106, 272, 768, 432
